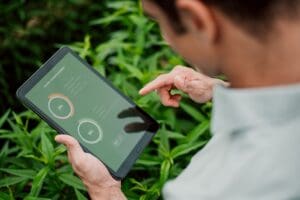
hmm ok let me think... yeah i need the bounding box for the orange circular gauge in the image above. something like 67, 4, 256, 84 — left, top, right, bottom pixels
48, 93, 75, 120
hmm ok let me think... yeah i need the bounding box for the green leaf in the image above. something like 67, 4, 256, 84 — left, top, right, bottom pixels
0, 142, 9, 161
170, 141, 207, 159
75, 188, 88, 200
58, 173, 86, 191
23, 154, 46, 163
144, 184, 161, 200
160, 160, 171, 184
0, 132, 18, 139
41, 131, 54, 164
129, 178, 147, 192
185, 121, 210, 143
121, 62, 143, 80
0, 192, 11, 200
79, 35, 91, 59
0, 110, 10, 128
24, 197, 52, 200
90, 14, 125, 26
159, 128, 170, 153
162, 109, 176, 129
53, 145, 67, 158
136, 159, 161, 166
107, 1, 136, 10
29, 167, 49, 196
0, 176, 28, 188
180, 102, 206, 122
12, 112, 23, 126
163, 130, 185, 140
0, 168, 36, 179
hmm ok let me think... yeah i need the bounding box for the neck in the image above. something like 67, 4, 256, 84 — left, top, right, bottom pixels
220, 19, 300, 89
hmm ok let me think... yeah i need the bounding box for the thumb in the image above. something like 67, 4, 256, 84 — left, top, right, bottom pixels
55, 134, 84, 156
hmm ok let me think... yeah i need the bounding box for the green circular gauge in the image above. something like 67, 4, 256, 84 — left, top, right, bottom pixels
77, 119, 103, 144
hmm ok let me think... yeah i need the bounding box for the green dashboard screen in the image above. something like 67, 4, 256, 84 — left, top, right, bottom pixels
26, 53, 145, 171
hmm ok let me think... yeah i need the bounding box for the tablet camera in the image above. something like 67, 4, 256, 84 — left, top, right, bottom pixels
48, 93, 75, 120
77, 119, 103, 144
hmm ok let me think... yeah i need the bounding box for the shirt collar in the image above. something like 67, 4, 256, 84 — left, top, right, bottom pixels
211, 83, 300, 134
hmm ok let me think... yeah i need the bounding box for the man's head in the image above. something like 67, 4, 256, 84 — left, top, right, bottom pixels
146, 0, 300, 36
142, 0, 300, 85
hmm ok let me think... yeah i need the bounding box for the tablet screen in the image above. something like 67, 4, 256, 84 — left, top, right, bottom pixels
26, 53, 147, 172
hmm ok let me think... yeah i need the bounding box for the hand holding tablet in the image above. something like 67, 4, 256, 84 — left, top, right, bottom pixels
54, 134, 125, 199
16, 47, 159, 180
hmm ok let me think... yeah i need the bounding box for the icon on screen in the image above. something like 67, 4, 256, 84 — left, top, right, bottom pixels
77, 119, 103, 144
48, 93, 75, 120
113, 134, 123, 146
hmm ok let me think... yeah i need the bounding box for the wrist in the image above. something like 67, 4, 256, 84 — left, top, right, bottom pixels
88, 185, 125, 200
81, 174, 121, 190
84, 179, 125, 200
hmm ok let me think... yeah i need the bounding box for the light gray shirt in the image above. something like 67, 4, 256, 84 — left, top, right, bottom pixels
163, 84, 300, 200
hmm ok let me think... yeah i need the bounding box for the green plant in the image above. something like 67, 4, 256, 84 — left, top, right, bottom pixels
0, 109, 88, 199
0, 0, 104, 113
0, 0, 212, 199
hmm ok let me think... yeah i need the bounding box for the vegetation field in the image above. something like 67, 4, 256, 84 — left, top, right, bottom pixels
0, 1, 211, 199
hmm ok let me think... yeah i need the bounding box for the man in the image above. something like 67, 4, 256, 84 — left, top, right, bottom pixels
55, 0, 300, 199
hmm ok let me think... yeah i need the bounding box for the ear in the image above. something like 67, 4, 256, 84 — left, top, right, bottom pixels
176, 0, 218, 43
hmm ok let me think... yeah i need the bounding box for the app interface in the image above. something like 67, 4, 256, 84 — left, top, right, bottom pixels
26, 53, 146, 171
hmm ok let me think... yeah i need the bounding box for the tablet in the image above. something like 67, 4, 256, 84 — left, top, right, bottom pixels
16, 46, 159, 180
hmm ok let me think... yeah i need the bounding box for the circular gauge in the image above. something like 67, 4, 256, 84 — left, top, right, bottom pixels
77, 119, 103, 144
48, 93, 75, 120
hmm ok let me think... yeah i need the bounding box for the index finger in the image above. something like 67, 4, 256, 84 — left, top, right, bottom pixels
139, 74, 173, 95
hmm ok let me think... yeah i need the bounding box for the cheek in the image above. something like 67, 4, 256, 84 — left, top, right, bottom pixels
159, 24, 219, 73
169, 39, 219, 75
159, 20, 184, 47
160, 25, 195, 57
160, 29, 189, 57
170, 36, 201, 64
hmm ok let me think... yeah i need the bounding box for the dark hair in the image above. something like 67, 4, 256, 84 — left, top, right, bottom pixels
150, 0, 300, 36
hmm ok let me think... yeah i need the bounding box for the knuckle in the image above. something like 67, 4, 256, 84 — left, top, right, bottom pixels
68, 141, 76, 148
72, 156, 86, 168
174, 65, 182, 70
173, 65, 185, 73
72, 158, 81, 167
186, 84, 194, 92
67, 138, 79, 148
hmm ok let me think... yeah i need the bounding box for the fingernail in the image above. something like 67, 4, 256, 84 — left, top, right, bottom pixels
138, 89, 144, 95
54, 135, 62, 142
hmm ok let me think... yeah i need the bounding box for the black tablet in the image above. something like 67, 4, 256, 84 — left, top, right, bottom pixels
16, 46, 159, 180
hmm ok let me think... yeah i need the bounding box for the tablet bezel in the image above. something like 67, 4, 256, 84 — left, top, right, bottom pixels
16, 46, 159, 180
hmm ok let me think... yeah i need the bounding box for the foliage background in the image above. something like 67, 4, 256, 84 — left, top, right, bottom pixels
0, 0, 211, 199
